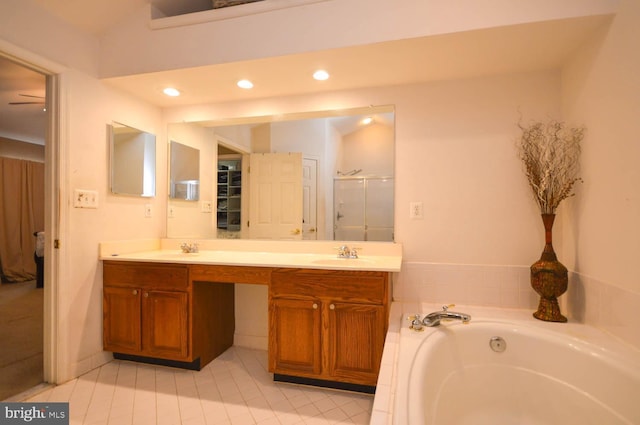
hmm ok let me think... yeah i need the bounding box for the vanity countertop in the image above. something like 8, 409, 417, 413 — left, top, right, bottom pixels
99, 239, 402, 272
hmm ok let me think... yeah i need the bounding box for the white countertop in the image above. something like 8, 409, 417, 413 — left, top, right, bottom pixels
99, 239, 402, 272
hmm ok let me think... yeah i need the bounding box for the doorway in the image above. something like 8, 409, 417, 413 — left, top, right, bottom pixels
0, 53, 55, 400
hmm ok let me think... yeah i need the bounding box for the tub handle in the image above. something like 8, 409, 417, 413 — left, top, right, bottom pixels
407, 314, 424, 331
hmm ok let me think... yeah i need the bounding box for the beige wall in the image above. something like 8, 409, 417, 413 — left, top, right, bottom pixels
561, 0, 639, 293
0, 137, 45, 162
51, 69, 163, 381
558, 0, 640, 347
341, 122, 394, 177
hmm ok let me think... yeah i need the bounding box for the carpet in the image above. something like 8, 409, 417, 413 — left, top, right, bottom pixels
0, 280, 43, 400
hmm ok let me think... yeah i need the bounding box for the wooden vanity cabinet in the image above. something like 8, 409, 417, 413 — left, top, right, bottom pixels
103, 261, 234, 369
269, 268, 389, 389
103, 285, 189, 358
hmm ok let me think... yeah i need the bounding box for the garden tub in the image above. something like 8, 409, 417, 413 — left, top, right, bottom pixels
392, 308, 640, 425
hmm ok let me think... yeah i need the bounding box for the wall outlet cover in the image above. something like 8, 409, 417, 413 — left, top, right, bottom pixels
201, 201, 213, 213
410, 201, 423, 219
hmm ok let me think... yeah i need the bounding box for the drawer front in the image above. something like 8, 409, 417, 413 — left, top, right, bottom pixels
190, 264, 272, 285
103, 261, 189, 290
271, 268, 387, 304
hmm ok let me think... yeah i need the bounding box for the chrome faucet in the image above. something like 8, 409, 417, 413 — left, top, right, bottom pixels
408, 314, 424, 331
337, 245, 359, 259
180, 242, 199, 253
422, 305, 471, 327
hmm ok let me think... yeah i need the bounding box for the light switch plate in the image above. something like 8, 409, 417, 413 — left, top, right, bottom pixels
73, 189, 98, 208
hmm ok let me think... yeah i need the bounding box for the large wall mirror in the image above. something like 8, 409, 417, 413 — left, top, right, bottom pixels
167, 105, 395, 241
109, 121, 156, 197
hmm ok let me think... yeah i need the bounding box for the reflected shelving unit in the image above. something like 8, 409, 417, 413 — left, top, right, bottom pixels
217, 156, 242, 232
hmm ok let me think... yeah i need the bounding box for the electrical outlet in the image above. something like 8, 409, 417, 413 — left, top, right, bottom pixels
144, 204, 152, 218
410, 201, 423, 219
201, 201, 212, 213
73, 189, 98, 209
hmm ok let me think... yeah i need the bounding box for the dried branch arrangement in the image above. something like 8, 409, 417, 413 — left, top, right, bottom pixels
517, 119, 584, 214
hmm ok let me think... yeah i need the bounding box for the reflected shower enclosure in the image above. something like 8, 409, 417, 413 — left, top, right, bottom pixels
333, 177, 394, 241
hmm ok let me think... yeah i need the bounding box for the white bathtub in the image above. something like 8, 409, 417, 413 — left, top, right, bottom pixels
391, 308, 640, 425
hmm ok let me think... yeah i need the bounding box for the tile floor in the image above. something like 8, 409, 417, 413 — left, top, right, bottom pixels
26, 347, 373, 425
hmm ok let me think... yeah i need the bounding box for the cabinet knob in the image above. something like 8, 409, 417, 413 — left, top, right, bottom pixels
132, 289, 138, 295
329, 304, 335, 310
312, 303, 318, 310
144, 292, 149, 298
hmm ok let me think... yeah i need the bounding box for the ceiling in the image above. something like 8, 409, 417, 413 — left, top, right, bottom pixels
0, 1, 612, 144
0, 56, 47, 145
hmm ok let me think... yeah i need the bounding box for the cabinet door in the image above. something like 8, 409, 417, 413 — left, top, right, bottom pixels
142, 290, 189, 360
327, 302, 386, 386
269, 298, 321, 376
103, 286, 141, 353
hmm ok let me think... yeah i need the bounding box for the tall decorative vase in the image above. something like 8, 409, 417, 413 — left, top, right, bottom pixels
530, 214, 568, 322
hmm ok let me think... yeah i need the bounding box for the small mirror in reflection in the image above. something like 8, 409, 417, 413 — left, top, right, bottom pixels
169, 140, 200, 201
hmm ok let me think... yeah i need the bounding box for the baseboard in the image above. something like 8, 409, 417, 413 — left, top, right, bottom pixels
113, 353, 201, 370
274, 374, 376, 394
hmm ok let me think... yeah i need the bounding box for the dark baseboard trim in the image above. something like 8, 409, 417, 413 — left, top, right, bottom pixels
113, 353, 201, 371
273, 374, 376, 394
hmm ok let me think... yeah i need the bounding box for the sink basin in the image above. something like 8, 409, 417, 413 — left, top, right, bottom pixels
155, 252, 200, 259
310, 258, 375, 267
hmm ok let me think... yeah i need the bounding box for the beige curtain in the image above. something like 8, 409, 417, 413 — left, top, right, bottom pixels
0, 157, 45, 283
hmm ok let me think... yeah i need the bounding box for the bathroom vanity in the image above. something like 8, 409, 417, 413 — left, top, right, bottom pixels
100, 239, 401, 391
270, 268, 388, 390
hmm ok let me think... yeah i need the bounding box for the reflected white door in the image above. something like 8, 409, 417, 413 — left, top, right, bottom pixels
302, 158, 317, 240
249, 153, 303, 239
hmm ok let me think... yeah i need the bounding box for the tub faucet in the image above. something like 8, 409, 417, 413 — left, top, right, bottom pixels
422, 305, 471, 327
180, 242, 199, 253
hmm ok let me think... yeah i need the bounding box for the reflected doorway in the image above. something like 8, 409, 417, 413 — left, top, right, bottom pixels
302, 158, 318, 240
217, 146, 244, 239
0, 55, 47, 400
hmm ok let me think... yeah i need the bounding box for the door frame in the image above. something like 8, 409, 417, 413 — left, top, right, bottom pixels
0, 42, 64, 385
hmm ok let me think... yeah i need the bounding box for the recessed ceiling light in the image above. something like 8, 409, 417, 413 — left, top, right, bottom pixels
313, 70, 330, 81
237, 79, 254, 89
163, 87, 180, 97
362, 117, 373, 125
